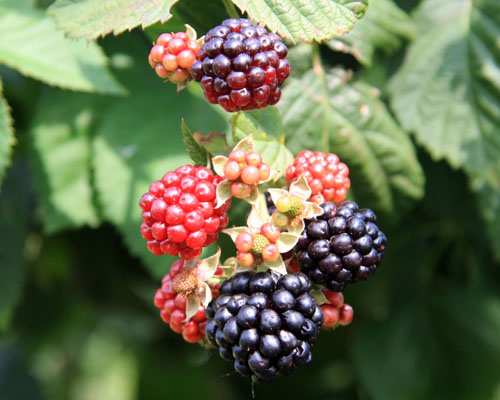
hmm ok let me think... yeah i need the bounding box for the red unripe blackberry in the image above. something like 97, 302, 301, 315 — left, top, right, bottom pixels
339, 304, 354, 326
231, 182, 251, 198
154, 260, 221, 344
235, 231, 254, 252
237, 251, 255, 266
261, 244, 279, 262
295, 201, 386, 291
241, 165, 260, 185
139, 165, 230, 259
321, 305, 340, 328
324, 290, 344, 308
191, 18, 290, 112
286, 151, 351, 204
260, 222, 280, 243
149, 31, 200, 84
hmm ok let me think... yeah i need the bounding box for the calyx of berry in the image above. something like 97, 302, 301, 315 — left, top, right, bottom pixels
179, 248, 222, 321
223, 205, 299, 274
268, 175, 324, 234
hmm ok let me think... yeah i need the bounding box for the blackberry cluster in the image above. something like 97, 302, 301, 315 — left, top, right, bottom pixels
191, 18, 290, 112
205, 271, 323, 383
295, 201, 386, 292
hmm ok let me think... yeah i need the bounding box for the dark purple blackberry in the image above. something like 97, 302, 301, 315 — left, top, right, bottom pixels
296, 201, 386, 291
205, 271, 322, 383
191, 18, 290, 112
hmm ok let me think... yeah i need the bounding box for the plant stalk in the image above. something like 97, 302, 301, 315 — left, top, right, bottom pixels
222, 0, 239, 19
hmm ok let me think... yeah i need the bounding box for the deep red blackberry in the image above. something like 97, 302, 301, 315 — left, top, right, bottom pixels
295, 201, 386, 291
204, 270, 323, 383
139, 165, 231, 259
191, 18, 290, 112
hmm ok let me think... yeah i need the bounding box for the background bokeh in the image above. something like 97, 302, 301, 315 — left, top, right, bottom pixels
1, 0, 499, 399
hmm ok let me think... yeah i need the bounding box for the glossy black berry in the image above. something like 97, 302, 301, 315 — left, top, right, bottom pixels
295, 201, 386, 291
193, 18, 290, 111
237, 305, 259, 328
205, 270, 322, 383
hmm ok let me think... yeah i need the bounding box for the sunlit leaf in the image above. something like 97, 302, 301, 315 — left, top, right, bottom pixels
232, 0, 369, 43
390, 0, 500, 255
0, 0, 125, 94
327, 0, 415, 66
49, 0, 177, 40
29, 89, 105, 233
279, 68, 424, 214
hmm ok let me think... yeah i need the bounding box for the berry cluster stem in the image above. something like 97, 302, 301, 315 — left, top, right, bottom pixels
222, 0, 240, 19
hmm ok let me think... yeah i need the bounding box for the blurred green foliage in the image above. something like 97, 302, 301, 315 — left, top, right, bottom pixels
0, 0, 499, 399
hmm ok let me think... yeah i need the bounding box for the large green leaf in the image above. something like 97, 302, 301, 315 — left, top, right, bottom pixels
353, 287, 500, 400
0, 0, 125, 94
327, 0, 415, 66
93, 34, 227, 278
232, 0, 369, 43
278, 68, 424, 214
29, 89, 106, 234
48, 0, 177, 40
231, 107, 284, 142
0, 78, 14, 183
389, 0, 500, 257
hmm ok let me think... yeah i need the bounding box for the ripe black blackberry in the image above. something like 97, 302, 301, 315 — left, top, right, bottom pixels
204, 270, 323, 383
191, 18, 290, 112
295, 201, 386, 292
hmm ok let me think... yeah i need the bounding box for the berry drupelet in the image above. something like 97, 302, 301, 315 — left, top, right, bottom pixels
139, 165, 230, 259
205, 270, 323, 383
191, 18, 291, 112
295, 201, 386, 292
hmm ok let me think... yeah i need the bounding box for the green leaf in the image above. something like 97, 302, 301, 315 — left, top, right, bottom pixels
92, 34, 227, 278
193, 131, 231, 157
389, 0, 500, 254
231, 108, 284, 142
29, 88, 105, 233
181, 120, 209, 166
0, 78, 14, 183
0, 0, 125, 94
144, 0, 228, 42
0, 167, 28, 331
279, 68, 425, 214
327, 0, 415, 66
231, 0, 369, 43
48, 0, 177, 41
254, 139, 293, 181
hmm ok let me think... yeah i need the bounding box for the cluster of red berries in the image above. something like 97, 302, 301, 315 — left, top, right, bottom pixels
321, 290, 354, 329
149, 32, 200, 83
139, 165, 230, 260
286, 150, 350, 204
223, 149, 271, 198
235, 222, 281, 266
154, 260, 220, 343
